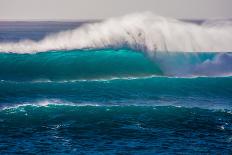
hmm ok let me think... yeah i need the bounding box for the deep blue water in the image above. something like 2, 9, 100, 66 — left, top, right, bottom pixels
0, 22, 231, 154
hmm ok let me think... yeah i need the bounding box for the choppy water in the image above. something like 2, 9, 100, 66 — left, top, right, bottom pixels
0, 15, 232, 154
1, 105, 232, 154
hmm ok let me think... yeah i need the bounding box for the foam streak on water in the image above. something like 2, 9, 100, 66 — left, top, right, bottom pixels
0, 14, 232, 154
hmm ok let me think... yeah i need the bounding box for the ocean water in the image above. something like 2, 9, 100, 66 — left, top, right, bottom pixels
0, 13, 232, 154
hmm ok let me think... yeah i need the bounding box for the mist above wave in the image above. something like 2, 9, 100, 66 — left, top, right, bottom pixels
0, 12, 232, 54
155, 52, 232, 77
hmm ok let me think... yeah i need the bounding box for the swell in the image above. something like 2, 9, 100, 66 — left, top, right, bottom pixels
0, 49, 162, 81
0, 49, 231, 81
0, 12, 232, 54
1, 104, 231, 122
1, 77, 232, 110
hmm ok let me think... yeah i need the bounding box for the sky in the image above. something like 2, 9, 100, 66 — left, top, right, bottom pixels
0, 0, 232, 20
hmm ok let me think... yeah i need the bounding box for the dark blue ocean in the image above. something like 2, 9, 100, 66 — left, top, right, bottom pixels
0, 21, 231, 154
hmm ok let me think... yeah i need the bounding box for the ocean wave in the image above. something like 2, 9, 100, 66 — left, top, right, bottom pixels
155, 52, 232, 76
0, 12, 232, 54
1, 102, 231, 154
1, 75, 232, 84
1, 103, 232, 116
0, 49, 231, 80
0, 49, 162, 81
193, 53, 232, 76
1, 77, 232, 110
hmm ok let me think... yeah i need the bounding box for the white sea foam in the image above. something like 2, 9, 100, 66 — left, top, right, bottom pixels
0, 12, 232, 54
154, 52, 232, 76
194, 53, 232, 76
0, 99, 101, 111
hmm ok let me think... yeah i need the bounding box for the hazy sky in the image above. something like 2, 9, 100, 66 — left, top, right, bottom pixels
0, 0, 232, 20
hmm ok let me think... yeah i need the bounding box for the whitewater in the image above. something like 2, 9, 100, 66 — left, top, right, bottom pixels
0, 13, 232, 154
0, 12, 232, 54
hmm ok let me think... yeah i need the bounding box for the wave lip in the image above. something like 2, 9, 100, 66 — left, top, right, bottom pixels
0, 12, 232, 54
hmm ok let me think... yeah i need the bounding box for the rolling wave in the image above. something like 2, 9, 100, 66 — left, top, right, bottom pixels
1, 76, 232, 110
0, 14, 232, 154
0, 12, 232, 54
0, 49, 231, 81
0, 49, 162, 81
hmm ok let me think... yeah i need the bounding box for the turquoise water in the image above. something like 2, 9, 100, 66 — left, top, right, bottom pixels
0, 49, 162, 81
0, 49, 231, 154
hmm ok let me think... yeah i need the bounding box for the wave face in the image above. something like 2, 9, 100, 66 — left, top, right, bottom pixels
0, 12, 232, 53
0, 14, 232, 154
0, 49, 231, 81
0, 49, 162, 81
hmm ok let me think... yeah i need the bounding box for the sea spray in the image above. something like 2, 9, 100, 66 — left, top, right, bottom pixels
0, 12, 232, 53
0, 14, 232, 154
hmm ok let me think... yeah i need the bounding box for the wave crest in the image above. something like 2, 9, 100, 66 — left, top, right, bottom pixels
0, 12, 232, 54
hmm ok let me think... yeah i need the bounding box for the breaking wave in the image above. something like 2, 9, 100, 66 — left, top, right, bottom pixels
0, 49, 231, 81
0, 12, 232, 54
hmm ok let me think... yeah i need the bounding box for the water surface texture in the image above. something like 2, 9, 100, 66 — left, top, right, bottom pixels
0, 14, 232, 154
